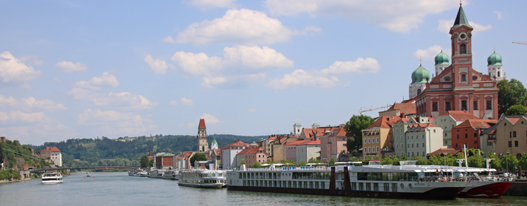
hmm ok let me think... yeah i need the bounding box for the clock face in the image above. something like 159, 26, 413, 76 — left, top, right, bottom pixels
459, 32, 467, 41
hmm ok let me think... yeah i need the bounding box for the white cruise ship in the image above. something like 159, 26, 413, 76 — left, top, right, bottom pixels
41, 171, 63, 184
226, 161, 468, 200
178, 169, 227, 188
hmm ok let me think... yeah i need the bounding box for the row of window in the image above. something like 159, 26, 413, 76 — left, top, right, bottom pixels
395, 143, 426, 149
242, 180, 326, 189
363, 137, 379, 144
238, 172, 331, 180
397, 152, 426, 158
431, 100, 492, 112
364, 146, 379, 154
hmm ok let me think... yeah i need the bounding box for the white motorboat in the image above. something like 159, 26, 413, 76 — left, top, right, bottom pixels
41, 172, 63, 184
163, 170, 179, 180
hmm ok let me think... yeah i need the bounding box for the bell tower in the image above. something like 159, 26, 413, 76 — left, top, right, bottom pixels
450, 3, 474, 88
197, 119, 209, 152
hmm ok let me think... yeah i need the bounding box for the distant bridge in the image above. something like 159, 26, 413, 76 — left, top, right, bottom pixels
33, 166, 139, 172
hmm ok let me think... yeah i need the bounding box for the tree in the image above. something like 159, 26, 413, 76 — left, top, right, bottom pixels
148, 159, 154, 167
298, 160, 307, 166
505, 105, 527, 115
487, 151, 502, 169
498, 79, 527, 115
190, 153, 208, 167
328, 157, 337, 166
240, 159, 246, 165
140, 154, 149, 168
344, 115, 375, 153
501, 152, 519, 173
251, 161, 261, 168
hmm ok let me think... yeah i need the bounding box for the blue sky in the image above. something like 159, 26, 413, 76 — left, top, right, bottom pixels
1, 0, 526, 144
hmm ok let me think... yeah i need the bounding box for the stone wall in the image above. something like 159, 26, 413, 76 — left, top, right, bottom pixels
503, 180, 527, 196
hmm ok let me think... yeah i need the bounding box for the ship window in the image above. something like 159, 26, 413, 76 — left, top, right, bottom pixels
392, 183, 398, 192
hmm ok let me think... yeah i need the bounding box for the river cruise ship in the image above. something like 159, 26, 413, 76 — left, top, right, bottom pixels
41, 172, 63, 184
178, 169, 227, 188
226, 161, 468, 200
162, 170, 179, 180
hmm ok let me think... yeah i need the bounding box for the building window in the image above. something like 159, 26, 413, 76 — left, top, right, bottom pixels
376, 137, 379, 143
432, 102, 438, 111
465, 134, 468, 139
461, 74, 466, 82
474, 133, 477, 137
473, 101, 478, 110
446, 102, 451, 111
513, 131, 517, 137
509, 141, 512, 147
461, 100, 467, 110
457, 134, 459, 139
515, 141, 519, 147
460, 44, 467, 54
486, 100, 492, 110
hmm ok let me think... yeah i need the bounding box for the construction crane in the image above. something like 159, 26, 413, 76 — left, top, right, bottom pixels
513, 42, 527, 45
358, 105, 390, 115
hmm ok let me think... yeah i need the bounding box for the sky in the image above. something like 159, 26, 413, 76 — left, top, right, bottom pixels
1, 0, 526, 145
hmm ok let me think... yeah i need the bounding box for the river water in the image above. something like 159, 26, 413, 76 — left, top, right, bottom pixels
1, 172, 526, 206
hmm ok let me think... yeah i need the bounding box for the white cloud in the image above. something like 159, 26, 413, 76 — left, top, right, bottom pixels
223, 45, 294, 69
78, 109, 158, 135
264, 0, 461, 33
179, 97, 194, 106
162, 35, 177, 43
266, 69, 340, 89
170, 45, 292, 88
8, 111, 50, 123
437, 19, 492, 35
0, 95, 67, 111
200, 113, 221, 124
186, 0, 238, 9
55, 61, 88, 72
69, 73, 156, 110
19, 55, 44, 66
69, 89, 158, 110
0, 51, 41, 87
0, 112, 9, 122
172, 9, 304, 45
0, 122, 73, 144
413, 45, 452, 61
171, 52, 223, 77
267, 57, 380, 89
317, 58, 380, 75
493, 11, 503, 19
169, 100, 178, 105
144, 55, 168, 74
75, 72, 119, 90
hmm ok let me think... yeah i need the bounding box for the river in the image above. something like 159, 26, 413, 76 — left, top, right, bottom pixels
1, 172, 526, 206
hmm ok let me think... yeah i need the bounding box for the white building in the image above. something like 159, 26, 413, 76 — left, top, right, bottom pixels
432, 111, 478, 147
220, 140, 249, 170
295, 140, 320, 164
40, 146, 62, 167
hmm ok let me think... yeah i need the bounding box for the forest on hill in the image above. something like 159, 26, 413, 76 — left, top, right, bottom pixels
30, 134, 266, 167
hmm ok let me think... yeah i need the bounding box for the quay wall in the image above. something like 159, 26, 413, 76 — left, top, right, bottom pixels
503, 180, 527, 196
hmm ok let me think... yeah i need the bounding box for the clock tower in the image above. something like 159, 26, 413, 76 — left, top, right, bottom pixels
449, 3, 474, 88
197, 119, 209, 152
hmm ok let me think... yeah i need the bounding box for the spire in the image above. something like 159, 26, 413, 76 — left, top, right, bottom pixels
452, 4, 473, 29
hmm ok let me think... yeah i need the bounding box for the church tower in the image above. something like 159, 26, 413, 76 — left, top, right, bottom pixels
450, 3, 474, 87
409, 63, 430, 100
434, 49, 449, 76
487, 50, 506, 81
197, 119, 209, 152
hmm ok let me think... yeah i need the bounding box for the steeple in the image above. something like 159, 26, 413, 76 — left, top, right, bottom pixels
452, 4, 473, 29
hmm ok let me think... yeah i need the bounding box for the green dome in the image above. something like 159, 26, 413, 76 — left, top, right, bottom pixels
487, 51, 502, 66
411, 64, 431, 84
434, 50, 449, 65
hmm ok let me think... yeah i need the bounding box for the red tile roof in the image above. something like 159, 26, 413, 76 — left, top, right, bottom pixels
238, 147, 264, 155
427, 148, 461, 157
298, 139, 321, 145
387, 102, 416, 115
508, 118, 520, 124
366, 116, 402, 130
442, 110, 478, 122
406, 123, 438, 132
220, 140, 249, 150
285, 139, 309, 146
198, 119, 206, 129
455, 119, 497, 130
42, 146, 61, 152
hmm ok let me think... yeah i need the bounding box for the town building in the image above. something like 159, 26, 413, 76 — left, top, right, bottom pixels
296, 139, 321, 163
485, 114, 527, 159
270, 135, 297, 162
284, 139, 309, 162
40, 146, 62, 167
362, 116, 402, 159
235, 147, 267, 168
155, 153, 176, 170
220, 140, 249, 170
318, 125, 348, 162
451, 119, 497, 150
432, 110, 478, 147
412, 4, 502, 119
378, 102, 416, 118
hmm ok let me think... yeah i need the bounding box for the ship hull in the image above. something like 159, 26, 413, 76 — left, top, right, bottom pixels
227, 186, 464, 200
458, 181, 513, 198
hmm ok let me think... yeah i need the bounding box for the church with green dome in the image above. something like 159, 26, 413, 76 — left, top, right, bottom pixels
408, 3, 502, 120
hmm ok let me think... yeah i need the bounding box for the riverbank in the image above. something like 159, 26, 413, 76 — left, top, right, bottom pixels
0, 177, 32, 184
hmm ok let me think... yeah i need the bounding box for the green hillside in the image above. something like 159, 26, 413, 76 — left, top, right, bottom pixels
30, 134, 266, 167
